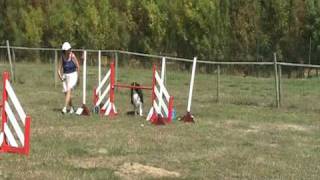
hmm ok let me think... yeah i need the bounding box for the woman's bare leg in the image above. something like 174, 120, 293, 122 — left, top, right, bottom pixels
69, 94, 73, 107
65, 90, 72, 108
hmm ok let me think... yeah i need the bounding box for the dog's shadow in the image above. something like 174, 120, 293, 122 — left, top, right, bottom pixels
126, 111, 136, 116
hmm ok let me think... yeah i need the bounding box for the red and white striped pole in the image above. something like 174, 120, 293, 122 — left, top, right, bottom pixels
168, 96, 174, 123
0, 72, 31, 155
181, 57, 197, 123
24, 115, 31, 155
1, 72, 9, 148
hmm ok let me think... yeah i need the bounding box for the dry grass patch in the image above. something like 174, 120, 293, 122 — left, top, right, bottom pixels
275, 124, 309, 131
115, 162, 181, 179
67, 156, 123, 170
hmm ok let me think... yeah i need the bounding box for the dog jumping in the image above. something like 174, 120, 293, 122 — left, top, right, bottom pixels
130, 82, 144, 116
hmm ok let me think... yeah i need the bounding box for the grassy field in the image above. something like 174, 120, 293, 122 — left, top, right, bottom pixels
0, 63, 319, 179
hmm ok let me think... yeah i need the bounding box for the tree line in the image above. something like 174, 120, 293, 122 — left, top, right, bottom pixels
1, 0, 320, 63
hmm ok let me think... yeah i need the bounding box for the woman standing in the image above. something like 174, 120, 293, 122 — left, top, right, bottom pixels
58, 42, 80, 114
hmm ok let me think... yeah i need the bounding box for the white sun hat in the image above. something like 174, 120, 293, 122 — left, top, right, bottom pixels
62, 42, 71, 51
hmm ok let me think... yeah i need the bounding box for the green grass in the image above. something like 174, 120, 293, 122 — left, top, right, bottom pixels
0, 63, 319, 179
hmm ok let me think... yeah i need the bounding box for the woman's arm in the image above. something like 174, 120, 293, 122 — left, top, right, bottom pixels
71, 52, 80, 74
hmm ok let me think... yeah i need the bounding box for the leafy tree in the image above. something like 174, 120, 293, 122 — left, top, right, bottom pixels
0, 0, 320, 64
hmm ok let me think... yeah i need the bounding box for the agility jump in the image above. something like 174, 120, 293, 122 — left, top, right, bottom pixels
146, 57, 174, 125
93, 61, 117, 116
0, 72, 31, 155
93, 57, 174, 124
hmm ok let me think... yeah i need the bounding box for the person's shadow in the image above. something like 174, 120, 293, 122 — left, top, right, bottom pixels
52, 108, 62, 112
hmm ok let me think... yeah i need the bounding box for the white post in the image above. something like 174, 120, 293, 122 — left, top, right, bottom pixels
158, 57, 166, 112
54, 50, 58, 87
98, 50, 101, 98
83, 51, 87, 105
187, 57, 197, 112
161, 57, 166, 82
6, 40, 14, 82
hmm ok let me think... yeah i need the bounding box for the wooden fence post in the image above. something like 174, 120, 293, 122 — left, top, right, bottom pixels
54, 50, 58, 87
273, 53, 280, 108
12, 47, 16, 82
217, 64, 220, 103
278, 64, 282, 106
98, 50, 101, 98
115, 51, 118, 84
6, 40, 14, 83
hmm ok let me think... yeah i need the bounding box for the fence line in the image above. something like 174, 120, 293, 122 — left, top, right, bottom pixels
2, 45, 320, 109
3, 45, 320, 67
278, 62, 320, 68
0, 45, 116, 53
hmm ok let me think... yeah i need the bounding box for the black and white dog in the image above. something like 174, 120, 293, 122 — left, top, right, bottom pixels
130, 82, 144, 116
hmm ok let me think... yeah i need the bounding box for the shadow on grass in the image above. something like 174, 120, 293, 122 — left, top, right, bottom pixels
52, 108, 62, 112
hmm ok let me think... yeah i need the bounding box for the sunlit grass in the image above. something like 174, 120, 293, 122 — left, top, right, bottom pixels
0, 63, 319, 179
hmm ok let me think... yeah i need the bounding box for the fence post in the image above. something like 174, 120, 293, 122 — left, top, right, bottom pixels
6, 40, 14, 83
115, 51, 118, 84
98, 50, 101, 98
12, 47, 16, 82
273, 53, 280, 108
217, 64, 220, 103
278, 64, 282, 106
54, 50, 58, 87
83, 51, 87, 105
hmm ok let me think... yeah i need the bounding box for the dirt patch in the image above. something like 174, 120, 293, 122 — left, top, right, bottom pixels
33, 126, 56, 135
115, 162, 181, 179
67, 157, 122, 170
246, 124, 309, 133
276, 124, 309, 131
245, 125, 261, 133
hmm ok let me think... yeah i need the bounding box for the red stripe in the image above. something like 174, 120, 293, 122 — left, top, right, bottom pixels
1, 72, 8, 147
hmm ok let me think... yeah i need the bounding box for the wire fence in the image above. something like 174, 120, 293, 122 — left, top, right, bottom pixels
1, 43, 320, 112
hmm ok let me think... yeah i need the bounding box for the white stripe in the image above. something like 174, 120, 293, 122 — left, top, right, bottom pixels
146, 107, 153, 121
4, 123, 18, 147
96, 70, 110, 94
157, 71, 164, 112
155, 71, 161, 84
105, 103, 112, 115
0, 132, 3, 145
113, 104, 117, 113
153, 101, 161, 114
95, 84, 110, 106
155, 72, 170, 101
161, 85, 170, 102
154, 85, 169, 115
154, 86, 160, 100
101, 98, 110, 111
6, 80, 26, 124
159, 98, 169, 117
5, 102, 24, 145
153, 87, 163, 115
